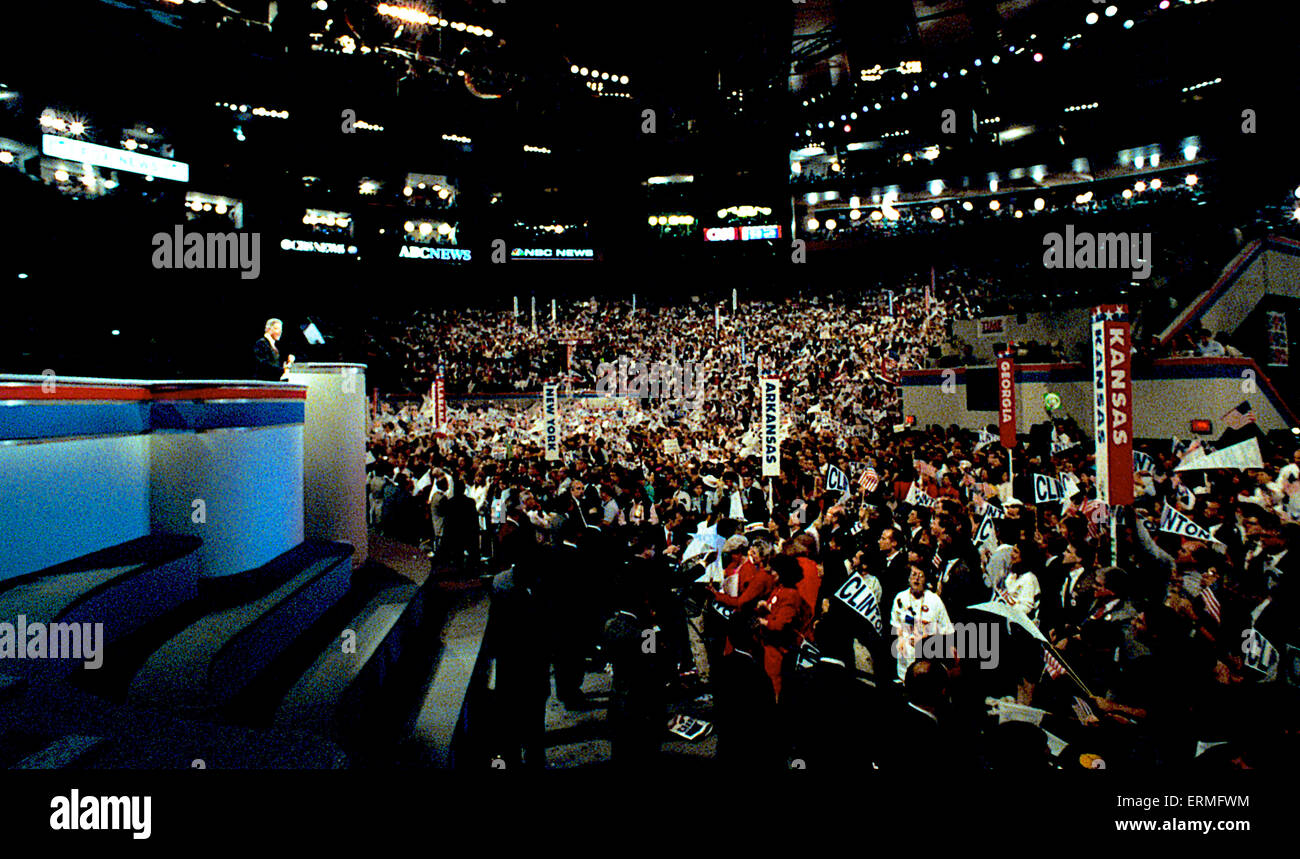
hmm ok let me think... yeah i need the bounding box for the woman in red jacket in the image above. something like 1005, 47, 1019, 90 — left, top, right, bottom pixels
787, 535, 822, 642
756, 555, 811, 701
708, 541, 776, 655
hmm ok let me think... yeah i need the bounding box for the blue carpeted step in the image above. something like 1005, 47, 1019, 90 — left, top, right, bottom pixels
0, 675, 25, 703
10, 733, 108, 769
0, 681, 348, 769
405, 587, 491, 767
333, 580, 465, 761
272, 582, 419, 736
127, 541, 353, 717
0, 535, 199, 679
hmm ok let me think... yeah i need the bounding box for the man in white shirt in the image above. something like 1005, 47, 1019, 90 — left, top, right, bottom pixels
890, 564, 953, 681
1196, 330, 1226, 357
599, 485, 621, 526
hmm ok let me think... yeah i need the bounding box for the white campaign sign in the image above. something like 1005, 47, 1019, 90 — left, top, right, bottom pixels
1174, 437, 1263, 472
905, 483, 936, 508
1033, 474, 1063, 504
972, 505, 1005, 548
834, 574, 882, 631
543, 384, 560, 461
1159, 505, 1221, 543
761, 377, 781, 477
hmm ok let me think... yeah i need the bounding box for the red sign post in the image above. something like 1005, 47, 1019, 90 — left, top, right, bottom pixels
997, 355, 1017, 449
1096, 307, 1134, 506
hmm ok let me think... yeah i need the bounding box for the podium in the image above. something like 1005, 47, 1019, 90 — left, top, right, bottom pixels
286, 363, 368, 568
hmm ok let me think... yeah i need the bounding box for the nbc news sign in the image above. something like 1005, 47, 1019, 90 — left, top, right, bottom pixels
42, 135, 189, 182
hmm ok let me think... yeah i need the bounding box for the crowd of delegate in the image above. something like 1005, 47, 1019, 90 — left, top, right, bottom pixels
361, 282, 1299, 771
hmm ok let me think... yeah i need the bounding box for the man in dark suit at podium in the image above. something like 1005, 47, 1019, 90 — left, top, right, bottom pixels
253, 318, 294, 381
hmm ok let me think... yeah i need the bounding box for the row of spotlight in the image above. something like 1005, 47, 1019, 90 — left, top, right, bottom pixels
648, 215, 696, 226
189, 200, 232, 215
799, 144, 1200, 194
799, 3, 1162, 131
403, 183, 452, 199
403, 220, 454, 236
804, 174, 1201, 230
569, 65, 630, 85
374, 4, 493, 37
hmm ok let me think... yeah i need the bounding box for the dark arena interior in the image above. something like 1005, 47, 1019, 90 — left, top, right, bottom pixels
1, 0, 1297, 842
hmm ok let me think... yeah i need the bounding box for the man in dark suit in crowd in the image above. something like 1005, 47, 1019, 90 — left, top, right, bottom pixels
487, 530, 550, 769
544, 513, 599, 710
1245, 513, 1300, 596
933, 515, 980, 624
780, 650, 885, 772
712, 615, 779, 770
435, 476, 480, 569
253, 317, 294, 381
1038, 531, 1069, 611
603, 544, 670, 769
877, 527, 911, 607
880, 658, 973, 770
1043, 542, 1095, 638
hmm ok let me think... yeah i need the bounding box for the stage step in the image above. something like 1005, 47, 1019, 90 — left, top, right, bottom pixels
272, 582, 419, 736
0, 675, 25, 703
334, 579, 470, 764
0, 535, 199, 679
0, 681, 348, 769
406, 587, 491, 767
11, 733, 108, 769
127, 541, 353, 717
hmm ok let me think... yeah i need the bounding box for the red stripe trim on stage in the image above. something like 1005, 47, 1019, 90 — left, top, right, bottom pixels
1, 385, 306, 402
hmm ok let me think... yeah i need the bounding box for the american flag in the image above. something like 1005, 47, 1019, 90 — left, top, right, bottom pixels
1201, 579, 1221, 623
1081, 498, 1108, 540
859, 466, 879, 493
1222, 401, 1257, 431
1044, 648, 1067, 680
880, 353, 900, 384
